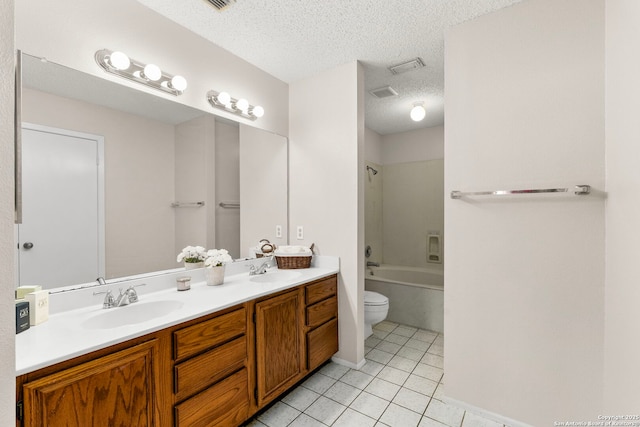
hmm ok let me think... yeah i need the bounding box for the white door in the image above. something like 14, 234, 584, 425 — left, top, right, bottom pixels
17, 124, 104, 288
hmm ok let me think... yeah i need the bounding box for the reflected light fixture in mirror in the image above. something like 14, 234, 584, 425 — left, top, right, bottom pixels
410, 102, 426, 122
207, 90, 265, 120
95, 49, 188, 96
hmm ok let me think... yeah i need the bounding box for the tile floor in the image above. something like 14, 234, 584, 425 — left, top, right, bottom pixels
245, 321, 509, 427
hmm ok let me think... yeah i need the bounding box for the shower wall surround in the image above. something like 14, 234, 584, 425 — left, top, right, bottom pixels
383, 159, 444, 268
364, 126, 444, 269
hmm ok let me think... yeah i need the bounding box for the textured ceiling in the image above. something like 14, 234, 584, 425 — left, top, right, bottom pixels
138, 0, 523, 135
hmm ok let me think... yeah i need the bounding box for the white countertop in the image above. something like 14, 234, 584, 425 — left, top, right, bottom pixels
16, 256, 339, 376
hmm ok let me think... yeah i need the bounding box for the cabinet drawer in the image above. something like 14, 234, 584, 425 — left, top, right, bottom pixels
174, 336, 246, 402
173, 307, 246, 361
307, 318, 338, 371
174, 368, 249, 427
306, 296, 337, 328
305, 276, 337, 305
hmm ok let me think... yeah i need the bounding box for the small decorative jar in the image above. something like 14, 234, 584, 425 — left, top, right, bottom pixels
176, 276, 191, 291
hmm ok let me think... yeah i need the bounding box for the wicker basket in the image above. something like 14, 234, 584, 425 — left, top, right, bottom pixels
254, 241, 275, 258
275, 255, 312, 269
274, 244, 314, 269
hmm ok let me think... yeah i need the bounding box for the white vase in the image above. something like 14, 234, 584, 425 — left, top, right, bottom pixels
206, 265, 225, 286
184, 261, 204, 270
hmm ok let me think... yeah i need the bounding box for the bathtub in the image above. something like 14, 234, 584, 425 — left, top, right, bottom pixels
365, 264, 444, 333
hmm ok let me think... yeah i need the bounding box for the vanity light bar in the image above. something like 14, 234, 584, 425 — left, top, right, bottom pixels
95, 49, 187, 96
206, 90, 264, 120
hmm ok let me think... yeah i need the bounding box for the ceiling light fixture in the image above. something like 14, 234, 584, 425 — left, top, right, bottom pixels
95, 49, 188, 96
410, 102, 426, 122
207, 90, 264, 120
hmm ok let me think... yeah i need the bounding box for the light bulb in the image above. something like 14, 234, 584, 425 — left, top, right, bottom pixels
252, 105, 265, 118
108, 51, 130, 70
143, 64, 161, 81
410, 104, 426, 121
235, 98, 249, 113
170, 75, 187, 91
217, 91, 231, 106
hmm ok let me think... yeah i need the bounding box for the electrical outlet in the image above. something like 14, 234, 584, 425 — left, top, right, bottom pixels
296, 226, 304, 240
276, 225, 282, 238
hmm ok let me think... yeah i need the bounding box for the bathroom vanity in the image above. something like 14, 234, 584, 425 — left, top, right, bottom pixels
15, 260, 339, 427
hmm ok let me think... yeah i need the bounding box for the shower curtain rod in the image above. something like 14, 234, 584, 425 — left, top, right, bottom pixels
450, 185, 591, 199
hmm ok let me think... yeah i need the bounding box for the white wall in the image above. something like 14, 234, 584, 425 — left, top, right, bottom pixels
22, 89, 177, 278
382, 125, 444, 164
289, 61, 364, 367
214, 122, 241, 257
15, 0, 289, 137
239, 125, 288, 257
364, 159, 383, 265
0, 0, 15, 423
445, 0, 605, 424
364, 127, 382, 164
604, 0, 640, 410
175, 115, 216, 254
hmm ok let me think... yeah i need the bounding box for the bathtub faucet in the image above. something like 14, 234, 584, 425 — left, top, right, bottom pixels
366, 261, 380, 267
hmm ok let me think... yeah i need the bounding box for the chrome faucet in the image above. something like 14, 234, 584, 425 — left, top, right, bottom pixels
94, 284, 146, 309
94, 289, 115, 309
249, 260, 271, 275
114, 289, 131, 307
367, 261, 380, 267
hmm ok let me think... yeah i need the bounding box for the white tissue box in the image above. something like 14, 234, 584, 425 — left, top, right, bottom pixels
25, 290, 49, 326
16, 285, 42, 299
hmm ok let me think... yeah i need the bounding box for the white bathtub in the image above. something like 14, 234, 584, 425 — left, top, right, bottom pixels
365, 264, 444, 333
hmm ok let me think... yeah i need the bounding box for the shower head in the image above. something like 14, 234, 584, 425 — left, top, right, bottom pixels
366, 165, 378, 175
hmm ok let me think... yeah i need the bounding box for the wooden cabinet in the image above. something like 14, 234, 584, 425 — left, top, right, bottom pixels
17, 274, 339, 427
253, 275, 339, 409
172, 306, 250, 427
174, 368, 249, 427
305, 276, 339, 371
22, 340, 160, 427
255, 288, 304, 407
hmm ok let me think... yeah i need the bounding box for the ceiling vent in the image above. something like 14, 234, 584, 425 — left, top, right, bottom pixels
389, 58, 425, 75
205, 0, 237, 11
369, 86, 398, 98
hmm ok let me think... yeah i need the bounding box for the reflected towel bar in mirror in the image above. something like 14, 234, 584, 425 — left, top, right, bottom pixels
450, 185, 591, 199
171, 201, 205, 208
219, 201, 240, 209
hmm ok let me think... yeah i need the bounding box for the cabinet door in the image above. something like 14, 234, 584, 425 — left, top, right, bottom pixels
255, 289, 303, 407
23, 340, 159, 427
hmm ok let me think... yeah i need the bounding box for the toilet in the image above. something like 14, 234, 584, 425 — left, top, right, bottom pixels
364, 291, 389, 338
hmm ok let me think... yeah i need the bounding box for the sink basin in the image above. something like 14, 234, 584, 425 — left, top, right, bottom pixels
82, 300, 184, 329
249, 271, 302, 284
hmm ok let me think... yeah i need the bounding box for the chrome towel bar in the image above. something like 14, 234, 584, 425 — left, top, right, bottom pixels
219, 201, 240, 208
450, 185, 591, 199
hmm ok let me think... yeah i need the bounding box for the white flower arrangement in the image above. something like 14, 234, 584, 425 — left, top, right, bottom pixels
204, 249, 233, 268
176, 246, 207, 264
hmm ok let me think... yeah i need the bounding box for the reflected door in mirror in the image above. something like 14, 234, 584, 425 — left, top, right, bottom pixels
17, 125, 105, 289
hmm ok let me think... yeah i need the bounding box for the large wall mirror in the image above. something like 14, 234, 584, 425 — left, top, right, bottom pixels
17, 53, 288, 290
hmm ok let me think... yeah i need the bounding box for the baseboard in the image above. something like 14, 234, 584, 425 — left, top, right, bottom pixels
443, 396, 533, 427
331, 355, 367, 370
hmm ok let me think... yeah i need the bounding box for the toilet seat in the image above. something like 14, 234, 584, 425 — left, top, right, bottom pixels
365, 291, 388, 306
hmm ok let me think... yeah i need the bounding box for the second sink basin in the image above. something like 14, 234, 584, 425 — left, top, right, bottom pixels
82, 300, 184, 329
249, 270, 302, 284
